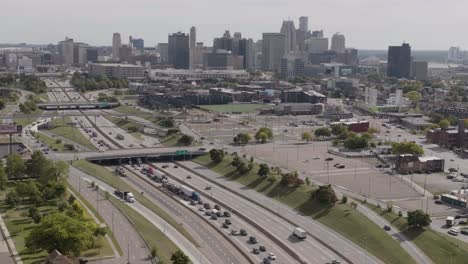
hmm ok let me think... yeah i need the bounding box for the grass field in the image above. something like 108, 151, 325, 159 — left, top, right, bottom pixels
198, 103, 272, 113
107, 117, 143, 140
73, 160, 198, 247
1, 189, 114, 264
113, 105, 149, 116
194, 154, 415, 264
365, 204, 468, 264
160, 134, 200, 147
49, 117, 97, 150
109, 196, 179, 263
33, 131, 71, 152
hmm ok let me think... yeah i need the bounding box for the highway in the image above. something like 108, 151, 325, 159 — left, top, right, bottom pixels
121, 166, 262, 264
157, 162, 348, 264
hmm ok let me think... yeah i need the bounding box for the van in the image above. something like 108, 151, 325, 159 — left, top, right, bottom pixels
293, 227, 307, 239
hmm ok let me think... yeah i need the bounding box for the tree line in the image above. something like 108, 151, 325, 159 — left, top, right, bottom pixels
71, 73, 128, 92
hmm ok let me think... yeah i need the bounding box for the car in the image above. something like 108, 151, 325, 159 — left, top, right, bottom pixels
198, 200, 203, 205
331, 261, 341, 264
259, 245, 266, 252
448, 228, 459, 236
211, 214, 218, 220
325, 157, 333, 161
190, 200, 196, 206
312, 156, 320, 160
262, 258, 271, 264
240, 229, 247, 236
205, 186, 211, 190
225, 219, 232, 225
460, 220, 467, 225
447, 175, 455, 179
249, 236, 257, 244
376, 164, 383, 168
435, 200, 444, 205
186, 175, 192, 179
252, 248, 260, 255
199, 207, 206, 212
214, 204, 221, 210
203, 203, 211, 209
216, 211, 222, 217
455, 215, 463, 219
268, 252, 276, 260
162, 164, 169, 168
198, 148, 207, 151
231, 229, 239, 236
222, 222, 229, 228
337, 165, 345, 169
174, 165, 179, 168
461, 229, 468, 235
384, 225, 391, 231
383, 165, 391, 168
333, 163, 340, 167
205, 211, 211, 216
223, 211, 231, 217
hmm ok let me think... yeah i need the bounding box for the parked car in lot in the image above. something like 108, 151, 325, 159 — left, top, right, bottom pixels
214, 204, 221, 210
222, 222, 229, 228
259, 245, 266, 252
240, 229, 247, 236
211, 215, 218, 220
249, 236, 257, 244
252, 248, 260, 254
223, 211, 231, 217
448, 228, 459, 236
268, 252, 276, 260
205, 211, 211, 216
231, 229, 239, 236
225, 219, 231, 225
203, 203, 211, 209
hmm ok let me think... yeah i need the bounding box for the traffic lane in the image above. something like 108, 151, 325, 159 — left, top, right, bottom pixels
122, 167, 245, 264
161, 165, 341, 264
180, 161, 383, 264
68, 167, 151, 264
128, 166, 294, 264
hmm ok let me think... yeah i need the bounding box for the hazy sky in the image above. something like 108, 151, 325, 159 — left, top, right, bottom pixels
2, 0, 467, 50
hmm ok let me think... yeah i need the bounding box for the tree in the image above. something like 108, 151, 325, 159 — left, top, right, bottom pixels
331, 124, 346, 136
5, 154, 26, 179
392, 142, 424, 156
235, 133, 251, 145
301, 132, 312, 143
254, 127, 273, 143
28, 207, 42, 224
257, 164, 270, 177
171, 250, 190, 264
367, 127, 379, 134
314, 185, 337, 205
405, 91, 422, 105
350, 201, 358, 210
26, 151, 50, 179
25, 213, 95, 256
68, 194, 76, 205
305, 177, 311, 186
150, 246, 158, 260
237, 161, 248, 174
314, 127, 331, 138
343, 136, 369, 149
5, 190, 19, 207
407, 210, 431, 228
177, 134, 194, 146
209, 149, 224, 163
159, 118, 175, 128
231, 156, 241, 167
438, 119, 450, 130
0, 99, 5, 110
0, 160, 7, 190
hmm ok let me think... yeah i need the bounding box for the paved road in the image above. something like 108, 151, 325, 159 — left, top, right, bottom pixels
121, 166, 249, 264
70, 166, 212, 264
159, 162, 350, 264
68, 166, 152, 264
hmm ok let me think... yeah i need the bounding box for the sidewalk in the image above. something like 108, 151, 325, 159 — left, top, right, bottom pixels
0, 214, 21, 264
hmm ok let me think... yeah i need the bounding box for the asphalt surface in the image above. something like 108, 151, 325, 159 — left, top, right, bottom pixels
121, 165, 250, 264
158, 162, 350, 264
68, 166, 152, 264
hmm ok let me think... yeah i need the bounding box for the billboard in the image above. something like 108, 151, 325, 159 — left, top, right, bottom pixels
0, 124, 22, 134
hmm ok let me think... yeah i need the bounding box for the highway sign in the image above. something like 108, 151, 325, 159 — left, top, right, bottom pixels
175, 150, 189, 155
0, 124, 22, 134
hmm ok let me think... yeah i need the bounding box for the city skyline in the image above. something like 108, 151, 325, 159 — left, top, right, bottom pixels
1, 0, 467, 50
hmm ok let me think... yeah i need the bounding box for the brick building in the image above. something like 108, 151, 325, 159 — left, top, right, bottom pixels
395, 155, 445, 174
426, 120, 468, 149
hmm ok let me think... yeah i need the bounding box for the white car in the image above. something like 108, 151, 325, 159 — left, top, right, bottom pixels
268, 252, 276, 260
448, 228, 459, 236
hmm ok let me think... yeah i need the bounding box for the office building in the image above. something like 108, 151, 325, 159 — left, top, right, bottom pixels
130, 37, 144, 51
331, 33, 346, 53
448, 47, 461, 61
280, 89, 327, 104
330, 119, 370, 133
58, 38, 74, 65
112, 33, 122, 60
213, 33, 233, 52
299, 16, 308, 32
412, 61, 428, 81
280, 20, 297, 53
119, 45, 133, 63
86, 48, 98, 63
190, 26, 196, 69
311, 30, 324, 38
387, 43, 411, 78
262, 33, 286, 72
157, 43, 169, 63
88, 63, 145, 79
168, 32, 190, 69
305, 37, 328, 53
281, 53, 305, 79
203, 50, 233, 70
365, 87, 378, 107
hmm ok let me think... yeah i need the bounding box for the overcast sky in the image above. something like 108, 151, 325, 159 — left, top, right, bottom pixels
1, 0, 466, 50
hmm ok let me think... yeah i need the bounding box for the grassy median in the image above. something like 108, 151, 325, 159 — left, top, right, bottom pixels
365, 204, 468, 264
73, 160, 198, 247
194, 154, 416, 264
49, 117, 97, 150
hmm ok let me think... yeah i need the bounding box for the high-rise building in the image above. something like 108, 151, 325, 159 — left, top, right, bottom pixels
299, 16, 308, 32
73, 42, 89, 65
365, 87, 378, 107
387, 43, 411, 79
131, 38, 144, 51
331, 33, 346, 53
190, 26, 196, 69
213, 33, 233, 52
280, 21, 297, 53
58, 38, 74, 65
311, 30, 324, 38
233, 32, 242, 39
305, 37, 329, 53
281, 53, 305, 79
112, 33, 122, 60
168, 32, 190, 69
262, 33, 286, 72
119, 45, 133, 63
412, 61, 428, 81
448, 46, 461, 61
86, 48, 98, 63
157, 43, 169, 63
203, 50, 233, 70
223, 30, 231, 38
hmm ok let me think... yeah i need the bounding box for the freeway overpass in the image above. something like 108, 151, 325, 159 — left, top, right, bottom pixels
37, 102, 120, 110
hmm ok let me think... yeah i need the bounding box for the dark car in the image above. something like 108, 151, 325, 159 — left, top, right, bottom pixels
211, 214, 218, 220
435, 200, 444, 205
231, 229, 239, 236
252, 248, 260, 255
455, 215, 463, 219
225, 219, 232, 225
376, 164, 383, 168
214, 204, 221, 210
384, 225, 391, 231
222, 222, 229, 228
204, 203, 211, 209
224, 211, 231, 217
259, 245, 266, 252
190, 200, 196, 206
461, 229, 468, 235
205, 211, 211, 216
262, 257, 271, 264
249, 236, 257, 244
240, 229, 247, 236
216, 211, 222, 217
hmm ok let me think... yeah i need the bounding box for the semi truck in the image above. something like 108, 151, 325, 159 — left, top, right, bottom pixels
115, 166, 127, 177
114, 190, 135, 203
179, 184, 201, 201
293, 227, 307, 240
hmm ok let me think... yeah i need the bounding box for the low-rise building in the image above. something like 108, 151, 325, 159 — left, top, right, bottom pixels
426, 120, 468, 149
395, 154, 445, 174
330, 119, 370, 133
149, 68, 249, 80
88, 63, 145, 80
260, 103, 323, 115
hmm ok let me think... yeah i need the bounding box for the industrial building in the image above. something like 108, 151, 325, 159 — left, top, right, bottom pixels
88, 63, 145, 79
395, 154, 445, 174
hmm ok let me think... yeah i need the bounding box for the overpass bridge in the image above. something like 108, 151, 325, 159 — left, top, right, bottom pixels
37, 102, 120, 110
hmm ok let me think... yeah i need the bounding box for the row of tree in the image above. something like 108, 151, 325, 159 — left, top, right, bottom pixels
70, 73, 128, 92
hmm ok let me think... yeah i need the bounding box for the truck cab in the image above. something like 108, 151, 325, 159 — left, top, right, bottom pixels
446, 216, 455, 227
